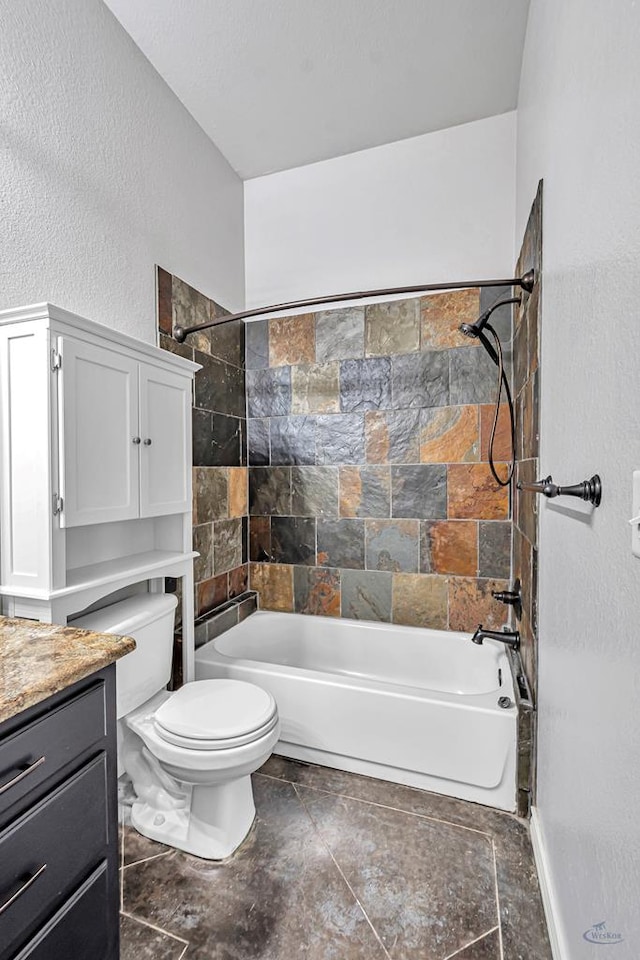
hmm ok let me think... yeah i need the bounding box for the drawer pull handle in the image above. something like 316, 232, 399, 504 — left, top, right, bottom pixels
0, 864, 47, 916
0, 756, 46, 796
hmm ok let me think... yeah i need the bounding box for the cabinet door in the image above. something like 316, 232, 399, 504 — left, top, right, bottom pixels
59, 338, 139, 527
138, 363, 191, 517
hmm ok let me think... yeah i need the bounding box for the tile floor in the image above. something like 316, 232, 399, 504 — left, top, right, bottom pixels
119, 757, 551, 960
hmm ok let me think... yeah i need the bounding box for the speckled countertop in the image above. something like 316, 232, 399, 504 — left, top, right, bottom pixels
0, 616, 136, 724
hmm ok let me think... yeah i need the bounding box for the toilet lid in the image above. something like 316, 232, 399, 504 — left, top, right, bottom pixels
154, 680, 277, 744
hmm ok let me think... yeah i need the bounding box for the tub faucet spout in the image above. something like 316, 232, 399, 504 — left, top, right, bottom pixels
471, 625, 520, 650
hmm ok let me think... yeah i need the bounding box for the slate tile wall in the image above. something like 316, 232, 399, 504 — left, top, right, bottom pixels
246, 289, 514, 631
157, 267, 249, 628
512, 181, 543, 815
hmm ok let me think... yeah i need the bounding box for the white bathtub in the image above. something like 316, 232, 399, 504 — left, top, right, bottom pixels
195, 611, 517, 811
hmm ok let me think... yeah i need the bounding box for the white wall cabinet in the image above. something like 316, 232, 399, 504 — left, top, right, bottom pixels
0, 303, 200, 680
59, 339, 191, 526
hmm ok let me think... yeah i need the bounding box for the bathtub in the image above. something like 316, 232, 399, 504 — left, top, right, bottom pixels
195, 611, 517, 811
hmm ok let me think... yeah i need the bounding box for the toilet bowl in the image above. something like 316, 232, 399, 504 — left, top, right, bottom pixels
72, 594, 279, 860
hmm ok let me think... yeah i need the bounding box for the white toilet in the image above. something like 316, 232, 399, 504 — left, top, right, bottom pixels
72, 593, 279, 860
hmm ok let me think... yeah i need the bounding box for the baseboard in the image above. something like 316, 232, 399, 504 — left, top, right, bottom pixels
530, 807, 567, 960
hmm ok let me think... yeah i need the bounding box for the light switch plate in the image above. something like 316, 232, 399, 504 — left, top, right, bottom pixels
632, 471, 640, 558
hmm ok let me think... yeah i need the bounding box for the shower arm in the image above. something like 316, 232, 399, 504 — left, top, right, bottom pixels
172, 270, 535, 342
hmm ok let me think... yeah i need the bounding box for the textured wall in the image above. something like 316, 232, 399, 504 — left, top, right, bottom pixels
0, 0, 244, 342
517, 1, 640, 953
157, 269, 249, 631
246, 290, 514, 630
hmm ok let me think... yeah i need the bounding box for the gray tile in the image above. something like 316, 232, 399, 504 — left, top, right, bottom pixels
291, 466, 339, 518
271, 516, 316, 566
365, 519, 419, 572
193, 466, 228, 524
365, 299, 421, 356
297, 787, 497, 960
339, 465, 391, 518
245, 318, 269, 369
339, 357, 392, 412
392, 351, 449, 408
479, 521, 512, 579
340, 569, 392, 621
317, 518, 365, 569
291, 362, 340, 414
122, 776, 387, 960
120, 913, 186, 960
316, 414, 365, 465
449, 346, 498, 405
171, 275, 209, 334
391, 464, 447, 519
315, 307, 365, 362
213, 517, 243, 574
193, 523, 213, 582
247, 417, 270, 466
270, 416, 316, 465
248, 467, 292, 516
195, 351, 245, 418
293, 567, 341, 617
247, 366, 291, 418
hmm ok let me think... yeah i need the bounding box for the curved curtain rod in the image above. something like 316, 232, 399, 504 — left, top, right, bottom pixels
172, 269, 534, 342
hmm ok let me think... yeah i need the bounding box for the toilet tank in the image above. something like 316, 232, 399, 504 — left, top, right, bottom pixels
71, 593, 178, 718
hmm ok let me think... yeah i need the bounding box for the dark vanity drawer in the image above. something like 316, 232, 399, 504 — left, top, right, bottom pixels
13, 862, 114, 960
0, 754, 108, 958
0, 682, 106, 819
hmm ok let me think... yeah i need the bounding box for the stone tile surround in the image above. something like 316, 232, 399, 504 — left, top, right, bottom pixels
246, 288, 514, 632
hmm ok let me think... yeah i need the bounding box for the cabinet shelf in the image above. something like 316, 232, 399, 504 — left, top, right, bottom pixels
0, 551, 197, 600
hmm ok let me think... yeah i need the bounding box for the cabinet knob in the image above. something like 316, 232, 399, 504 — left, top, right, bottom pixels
132, 436, 141, 444
143, 438, 152, 446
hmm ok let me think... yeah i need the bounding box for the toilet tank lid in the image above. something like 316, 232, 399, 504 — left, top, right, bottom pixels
70, 593, 178, 635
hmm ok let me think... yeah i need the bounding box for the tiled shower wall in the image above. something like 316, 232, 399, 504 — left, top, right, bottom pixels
245, 290, 515, 631
156, 268, 249, 627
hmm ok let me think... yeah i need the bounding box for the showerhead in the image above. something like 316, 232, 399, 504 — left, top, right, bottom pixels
458, 295, 522, 339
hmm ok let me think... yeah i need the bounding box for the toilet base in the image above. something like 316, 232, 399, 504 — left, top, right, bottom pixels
131, 774, 256, 860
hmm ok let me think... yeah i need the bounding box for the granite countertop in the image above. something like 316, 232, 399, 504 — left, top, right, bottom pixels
0, 616, 136, 724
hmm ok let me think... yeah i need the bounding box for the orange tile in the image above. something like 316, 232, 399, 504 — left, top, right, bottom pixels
480, 403, 513, 462
420, 288, 480, 349
269, 314, 315, 366
448, 577, 509, 631
420, 406, 479, 463
425, 520, 478, 576
228, 467, 248, 518
249, 562, 294, 612
196, 573, 227, 617
448, 464, 509, 520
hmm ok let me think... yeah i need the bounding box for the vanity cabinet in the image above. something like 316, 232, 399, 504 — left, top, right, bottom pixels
0, 303, 200, 679
0, 667, 119, 960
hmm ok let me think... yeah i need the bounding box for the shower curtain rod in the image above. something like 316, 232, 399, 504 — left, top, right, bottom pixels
172, 269, 535, 342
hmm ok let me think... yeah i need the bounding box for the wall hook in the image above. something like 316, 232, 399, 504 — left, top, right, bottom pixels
517, 474, 602, 506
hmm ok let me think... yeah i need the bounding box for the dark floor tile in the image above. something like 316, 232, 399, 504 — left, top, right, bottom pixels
245, 319, 269, 369
291, 466, 339, 518
391, 350, 449, 408
247, 366, 291, 418
120, 913, 186, 960
316, 414, 365, 465
123, 776, 387, 960
297, 787, 497, 960
271, 516, 316, 565
339, 357, 392, 412
391, 464, 447, 519
270, 415, 316, 465
121, 823, 171, 867
453, 928, 501, 959
317, 518, 365, 569
495, 825, 552, 960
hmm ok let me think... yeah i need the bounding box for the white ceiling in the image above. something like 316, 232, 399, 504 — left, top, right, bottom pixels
104, 0, 530, 180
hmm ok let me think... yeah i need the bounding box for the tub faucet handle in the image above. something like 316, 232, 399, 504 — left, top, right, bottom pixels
491, 579, 522, 620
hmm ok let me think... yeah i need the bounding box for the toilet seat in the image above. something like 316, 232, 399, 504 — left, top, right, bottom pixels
153, 679, 278, 751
